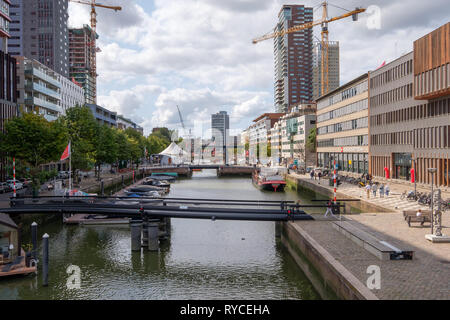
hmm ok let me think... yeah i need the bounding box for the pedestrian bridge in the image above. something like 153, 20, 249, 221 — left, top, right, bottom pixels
143, 165, 255, 177
4, 196, 313, 222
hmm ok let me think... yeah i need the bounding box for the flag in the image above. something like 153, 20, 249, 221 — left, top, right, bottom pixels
60, 142, 71, 161
376, 61, 386, 70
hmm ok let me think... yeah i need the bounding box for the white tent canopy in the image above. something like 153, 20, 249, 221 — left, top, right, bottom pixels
159, 142, 188, 164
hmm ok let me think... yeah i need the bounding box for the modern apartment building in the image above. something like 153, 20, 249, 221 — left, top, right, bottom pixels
248, 113, 284, 164
59, 74, 84, 114
369, 24, 450, 187
278, 104, 316, 167
0, 0, 11, 52
16, 56, 63, 121
316, 73, 369, 174
412, 23, 449, 186
274, 5, 313, 113
69, 25, 97, 104
0, 49, 18, 181
117, 114, 143, 134
86, 103, 117, 127
10, 0, 69, 77
313, 41, 340, 100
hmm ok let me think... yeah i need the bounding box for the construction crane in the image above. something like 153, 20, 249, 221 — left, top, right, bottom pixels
176, 105, 186, 132
69, 0, 122, 103
252, 2, 365, 96
69, 0, 122, 32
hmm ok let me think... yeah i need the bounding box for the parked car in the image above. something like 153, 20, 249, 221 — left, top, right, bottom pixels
7, 180, 23, 190
0, 182, 12, 193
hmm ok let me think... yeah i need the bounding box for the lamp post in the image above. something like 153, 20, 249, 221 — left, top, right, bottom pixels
428, 168, 437, 235
413, 158, 417, 198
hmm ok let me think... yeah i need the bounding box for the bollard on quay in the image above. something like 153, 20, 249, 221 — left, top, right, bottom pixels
131, 220, 142, 252
31, 222, 38, 260
101, 181, 104, 196
42, 233, 49, 287
147, 219, 160, 251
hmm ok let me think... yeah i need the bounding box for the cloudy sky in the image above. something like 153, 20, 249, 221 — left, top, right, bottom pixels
68, 0, 449, 136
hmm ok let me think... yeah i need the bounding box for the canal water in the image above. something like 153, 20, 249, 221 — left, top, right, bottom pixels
0, 170, 322, 300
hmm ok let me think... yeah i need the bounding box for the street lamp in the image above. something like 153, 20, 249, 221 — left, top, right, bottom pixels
428, 168, 437, 235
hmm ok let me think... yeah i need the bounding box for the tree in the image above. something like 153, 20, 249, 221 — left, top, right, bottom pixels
306, 127, 317, 153
64, 106, 99, 181
94, 125, 118, 179
115, 129, 132, 169
147, 134, 170, 155
125, 127, 146, 167
0, 113, 67, 192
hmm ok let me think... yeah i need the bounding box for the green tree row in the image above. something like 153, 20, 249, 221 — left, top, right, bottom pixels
0, 106, 172, 190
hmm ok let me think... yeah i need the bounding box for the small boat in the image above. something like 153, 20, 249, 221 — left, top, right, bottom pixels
124, 190, 160, 198
150, 175, 176, 182
192, 169, 202, 172
151, 172, 178, 177
252, 168, 286, 192
142, 178, 171, 188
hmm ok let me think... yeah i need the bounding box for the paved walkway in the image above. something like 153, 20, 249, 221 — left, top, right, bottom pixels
295, 215, 450, 299
288, 172, 450, 299
290, 172, 449, 213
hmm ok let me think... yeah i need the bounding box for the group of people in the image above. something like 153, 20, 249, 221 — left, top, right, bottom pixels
309, 169, 323, 183
365, 182, 390, 199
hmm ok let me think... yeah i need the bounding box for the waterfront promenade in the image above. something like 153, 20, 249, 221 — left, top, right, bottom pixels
288, 172, 450, 300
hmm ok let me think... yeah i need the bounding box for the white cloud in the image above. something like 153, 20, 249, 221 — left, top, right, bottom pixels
69, 0, 449, 136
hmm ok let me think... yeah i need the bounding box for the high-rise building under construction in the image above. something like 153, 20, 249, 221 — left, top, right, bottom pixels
69, 25, 97, 104
313, 41, 340, 100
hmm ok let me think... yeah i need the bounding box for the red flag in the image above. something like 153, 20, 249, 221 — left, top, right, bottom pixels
60, 142, 71, 161
376, 61, 386, 70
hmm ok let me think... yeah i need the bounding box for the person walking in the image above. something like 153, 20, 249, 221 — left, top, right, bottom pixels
372, 183, 377, 197
365, 183, 371, 199
385, 184, 390, 197
318, 171, 322, 184
379, 184, 384, 198
310, 169, 314, 180
324, 200, 335, 218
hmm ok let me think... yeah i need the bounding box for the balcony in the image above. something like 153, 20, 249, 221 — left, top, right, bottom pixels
25, 68, 61, 88
25, 97, 62, 114
26, 82, 60, 100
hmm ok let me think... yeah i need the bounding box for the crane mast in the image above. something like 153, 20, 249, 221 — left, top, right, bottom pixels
252, 2, 365, 97
69, 0, 122, 103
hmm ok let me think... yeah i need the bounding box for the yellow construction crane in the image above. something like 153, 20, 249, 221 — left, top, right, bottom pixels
69, 0, 121, 103
69, 0, 122, 32
253, 2, 365, 97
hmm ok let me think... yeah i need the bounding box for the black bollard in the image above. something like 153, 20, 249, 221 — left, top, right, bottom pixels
31, 222, 37, 260
122, 175, 124, 187
101, 181, 104, 196
42, 233, 49, 287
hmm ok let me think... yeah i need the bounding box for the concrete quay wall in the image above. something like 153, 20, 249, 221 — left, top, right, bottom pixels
281, 221, 379, 300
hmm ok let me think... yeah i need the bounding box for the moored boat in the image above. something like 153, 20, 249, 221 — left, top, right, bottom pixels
252, 167, 286, 192
151, 172, 178, 177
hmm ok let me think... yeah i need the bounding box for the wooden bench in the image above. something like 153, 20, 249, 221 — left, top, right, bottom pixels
333, 221, 414, 261
403, 210, 432, 227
